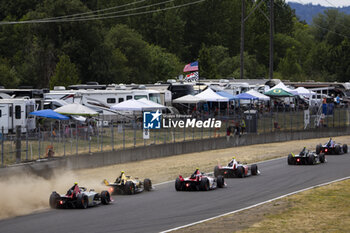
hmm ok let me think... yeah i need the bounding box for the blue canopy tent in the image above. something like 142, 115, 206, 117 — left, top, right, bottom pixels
216, 91, 236, 115
29, 109, 70, 120
232, 92, 259, 110
216, 91, 236, 101
232, 93, 259, 100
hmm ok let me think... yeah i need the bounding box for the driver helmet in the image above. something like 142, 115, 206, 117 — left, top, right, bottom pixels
74, 182, 78, 185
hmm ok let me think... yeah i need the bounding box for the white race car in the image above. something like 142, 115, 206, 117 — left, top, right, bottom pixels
175, 168, 225, 191
50, 184, 111, 209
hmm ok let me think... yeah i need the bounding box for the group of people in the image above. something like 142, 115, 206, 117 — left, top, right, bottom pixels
226, 119, 246, 137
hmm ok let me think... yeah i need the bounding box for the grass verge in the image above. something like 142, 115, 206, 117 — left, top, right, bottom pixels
174, 178, 350, 233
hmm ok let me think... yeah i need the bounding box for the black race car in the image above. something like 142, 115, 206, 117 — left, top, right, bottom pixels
103, 172, 152, 195
316, 138, 348, 155
288, 147, 325, 165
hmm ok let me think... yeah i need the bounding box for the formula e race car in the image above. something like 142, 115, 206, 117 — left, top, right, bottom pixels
103, 171, 152, 195
316, 138, 348, 155
214, 157, 259, 178
288, 147, 325, 165
49, 183, 111, 209
175, 168, 225, 191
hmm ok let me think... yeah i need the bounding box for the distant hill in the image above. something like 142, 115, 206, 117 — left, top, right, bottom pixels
288, 2, 350, 24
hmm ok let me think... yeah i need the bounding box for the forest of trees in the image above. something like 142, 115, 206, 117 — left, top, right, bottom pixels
0, 0, 350, 89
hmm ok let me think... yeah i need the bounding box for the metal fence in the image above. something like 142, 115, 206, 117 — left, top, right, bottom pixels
1, 106, 349, 166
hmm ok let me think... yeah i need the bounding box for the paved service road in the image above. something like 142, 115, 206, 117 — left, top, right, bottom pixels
1, 153, 350, 233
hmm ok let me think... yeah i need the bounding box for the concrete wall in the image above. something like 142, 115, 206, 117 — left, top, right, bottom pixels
1, 126, 349, 177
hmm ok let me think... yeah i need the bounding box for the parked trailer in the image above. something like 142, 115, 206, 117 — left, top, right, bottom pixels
0, 99, 36, 134
45, 88, 162, 122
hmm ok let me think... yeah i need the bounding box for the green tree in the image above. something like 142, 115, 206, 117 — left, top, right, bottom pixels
0, 59, 20, 88
231, 52, 266, 79
49, 54, 80, 89
198, 44, 218, 79
105, 24, 151, 84
149, 45, 182, 83
278, 47, 302, 80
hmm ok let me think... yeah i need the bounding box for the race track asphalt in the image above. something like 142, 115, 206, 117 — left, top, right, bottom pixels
1, 153, 350, 233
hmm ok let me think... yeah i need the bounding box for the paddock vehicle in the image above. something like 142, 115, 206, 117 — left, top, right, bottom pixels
175, 169, 225, 191
316, 139, 348, 155
214, 159, 259, 178
288, 148, 325, 165
103, 173, 152, 195
49, 184, 111, 209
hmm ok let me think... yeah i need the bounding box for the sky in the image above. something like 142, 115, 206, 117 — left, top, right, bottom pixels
286, 0, 350, 7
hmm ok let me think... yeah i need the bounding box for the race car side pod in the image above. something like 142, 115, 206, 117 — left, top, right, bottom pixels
179, 176, 185, 181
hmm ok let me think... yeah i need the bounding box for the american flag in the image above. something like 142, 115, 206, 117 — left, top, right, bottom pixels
184, 72, 199, 82
183, 61, 198, 72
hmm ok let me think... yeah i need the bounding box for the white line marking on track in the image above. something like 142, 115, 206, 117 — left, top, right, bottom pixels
159, 175, 350, 233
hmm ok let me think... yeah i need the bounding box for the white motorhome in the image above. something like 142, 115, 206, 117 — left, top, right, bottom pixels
223, 82, 250, 96
0, 98, 36, 134
45, 88, 162, 121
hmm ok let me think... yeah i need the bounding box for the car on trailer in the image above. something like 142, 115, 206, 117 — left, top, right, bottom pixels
175, 168, 225, 191
288, 147, 326, 165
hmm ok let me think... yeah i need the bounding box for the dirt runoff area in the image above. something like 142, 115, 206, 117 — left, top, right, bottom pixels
0, 135, 349, 220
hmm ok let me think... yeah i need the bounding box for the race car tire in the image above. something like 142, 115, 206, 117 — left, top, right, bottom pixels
125, 181, 135, 195
287, 154, 294, 165
237, 166, 244, 178
175, 178, 183, 191
308, 155, 315, 165
343, 144, 348, 153
101, 191, 110, 205
214, 166, 220, 177
49, 192, 60, 209
77, 194, 88, 209
335, 145, 341, 155
319, 154, 325, 163
316, 144, 322, 154
144, 179, 152, 191
251, 164, 258, 175
217, 175, 224, 188
200, 178, 209, 191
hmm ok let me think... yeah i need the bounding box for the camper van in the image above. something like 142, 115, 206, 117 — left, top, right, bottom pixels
45, 88, 162, 122
223, 82, 250, 96
0, 98, 36, 134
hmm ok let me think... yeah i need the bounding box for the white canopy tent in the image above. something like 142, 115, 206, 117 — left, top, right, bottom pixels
54, 103, 99, 116
294, 87, 316, 96
172, 94, 206, 104
110, 99, 165, 111
269, 82, 298, 95
246, 89, 270, 101
137, 98, 167, 109
195, 88, 229, 102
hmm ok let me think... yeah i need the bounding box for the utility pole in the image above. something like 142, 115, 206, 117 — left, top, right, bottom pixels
269, 0, 274, 80
240, 0, 245, 80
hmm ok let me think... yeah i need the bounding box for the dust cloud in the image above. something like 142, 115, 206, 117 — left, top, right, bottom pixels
0, 169, 107, 220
